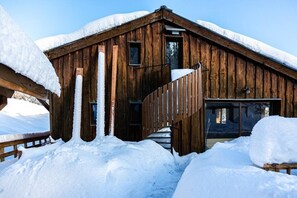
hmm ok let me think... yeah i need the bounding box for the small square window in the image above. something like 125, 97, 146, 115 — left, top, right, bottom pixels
129, 42, 141, 65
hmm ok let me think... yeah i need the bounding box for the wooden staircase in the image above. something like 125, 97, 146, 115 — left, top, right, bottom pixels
142, 67, 203, 140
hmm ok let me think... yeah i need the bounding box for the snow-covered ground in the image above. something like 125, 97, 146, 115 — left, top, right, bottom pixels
1, 109, 297, 198
174, 137, 297, 198
0, 98, 49, 142
1, 101, 297, 197
0, 136, 194, 198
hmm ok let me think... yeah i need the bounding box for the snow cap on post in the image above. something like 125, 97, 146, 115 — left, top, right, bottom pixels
96, 45, 105, 138
71, 68, 84, 142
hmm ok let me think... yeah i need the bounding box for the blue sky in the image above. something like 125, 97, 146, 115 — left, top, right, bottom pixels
1, 0, 297, 56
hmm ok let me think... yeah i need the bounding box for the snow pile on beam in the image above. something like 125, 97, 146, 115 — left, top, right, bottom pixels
197, 20, 297, 71
0, 6, 60, 96
36, 11, 149, 52
249, 116, 297, 167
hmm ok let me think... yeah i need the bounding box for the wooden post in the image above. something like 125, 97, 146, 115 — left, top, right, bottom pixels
0, 95, 7, 111
0, 146, 4, 162
108, 45, 118, 136
96, 45, 105, 137
71, 68, 83, 141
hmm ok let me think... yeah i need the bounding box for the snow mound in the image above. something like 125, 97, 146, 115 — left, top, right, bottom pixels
249, 116, 297, 167
36, 11, 149, 52
0, 98, 49, 138
197, 20, 297, 71
0, 136, 189, 198
0, 6, 60, 96
174, 137, 297, 198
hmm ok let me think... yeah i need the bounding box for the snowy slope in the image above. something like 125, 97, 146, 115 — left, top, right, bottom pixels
174, 137, 297, 198
0, 98, 49, 141
197, 20, 297, 71
36, 11, 149, 52
0, 6, 60, 96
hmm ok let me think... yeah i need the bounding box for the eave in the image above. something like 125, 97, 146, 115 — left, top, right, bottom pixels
0, 63, 48, 100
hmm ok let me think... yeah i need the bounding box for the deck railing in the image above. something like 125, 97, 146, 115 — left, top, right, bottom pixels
142, 68, 202, 138
0, 131, 51, 162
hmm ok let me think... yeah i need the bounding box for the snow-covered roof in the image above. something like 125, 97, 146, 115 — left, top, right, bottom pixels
35, 11, 149, 52
197, 20, 297, 71
0, 6, 60, 96
35, 9, 297, 74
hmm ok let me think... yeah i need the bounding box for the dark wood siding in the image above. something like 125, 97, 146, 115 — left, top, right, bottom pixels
49, 16, 297, 155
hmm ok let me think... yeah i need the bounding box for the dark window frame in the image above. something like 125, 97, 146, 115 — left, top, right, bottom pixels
129, 41, 141, 66
89, 102, 97, 126
205, 98, 281, 139
165, 36, 183, 70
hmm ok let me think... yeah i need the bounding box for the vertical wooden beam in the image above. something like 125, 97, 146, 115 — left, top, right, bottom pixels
219, 50, 227, 98
108, 45, 118, 136
246, 62, 256, 98
82, 47, 91, 141
71, 68, 83, 141
0, 146, 4, 162
293, 83, 297, 117
96, 45, 106, 138
210, 46, 219, 98
0, 95, 7, 111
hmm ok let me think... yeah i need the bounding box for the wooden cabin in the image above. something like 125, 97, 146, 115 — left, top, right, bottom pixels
45, 6, 297, 155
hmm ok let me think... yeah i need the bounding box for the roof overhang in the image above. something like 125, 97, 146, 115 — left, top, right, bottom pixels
0, 63, 48, 100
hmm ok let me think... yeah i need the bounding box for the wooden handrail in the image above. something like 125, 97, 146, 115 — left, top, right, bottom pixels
0, 131, 51, 162
142, 68, 202, 138
263, 163, 297, 175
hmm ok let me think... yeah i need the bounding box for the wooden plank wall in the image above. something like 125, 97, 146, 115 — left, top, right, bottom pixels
50, 21, 167, 142
172, 31, 297, 155
50, 20, 297, 155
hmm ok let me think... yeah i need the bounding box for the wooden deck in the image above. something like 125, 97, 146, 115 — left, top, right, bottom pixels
0, 132, 51, 162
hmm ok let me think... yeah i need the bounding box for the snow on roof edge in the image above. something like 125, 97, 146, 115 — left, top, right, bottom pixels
0, 6, 61, 96
35, 11, 150, 52
196, 20, 297, 72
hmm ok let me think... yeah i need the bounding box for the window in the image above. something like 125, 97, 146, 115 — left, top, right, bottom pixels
129, 42, 141, 65
90, 102, 97, 126
166, 38, 182, 70
129, 101, 142, 126
205, 99, 281, 148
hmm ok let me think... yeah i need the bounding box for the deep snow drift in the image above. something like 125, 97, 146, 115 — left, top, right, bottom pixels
249, 116, 297, 167
0, 6, 60, 96
0, 136, 194, 198
174, 137, 297, 198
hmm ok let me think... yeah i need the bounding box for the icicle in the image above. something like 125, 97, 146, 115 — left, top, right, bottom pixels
71, 68, 83, 142
96, 45, 105, 137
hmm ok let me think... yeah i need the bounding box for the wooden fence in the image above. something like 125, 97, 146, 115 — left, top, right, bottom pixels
0, 131, 51, 162
142, 68, 202, 138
